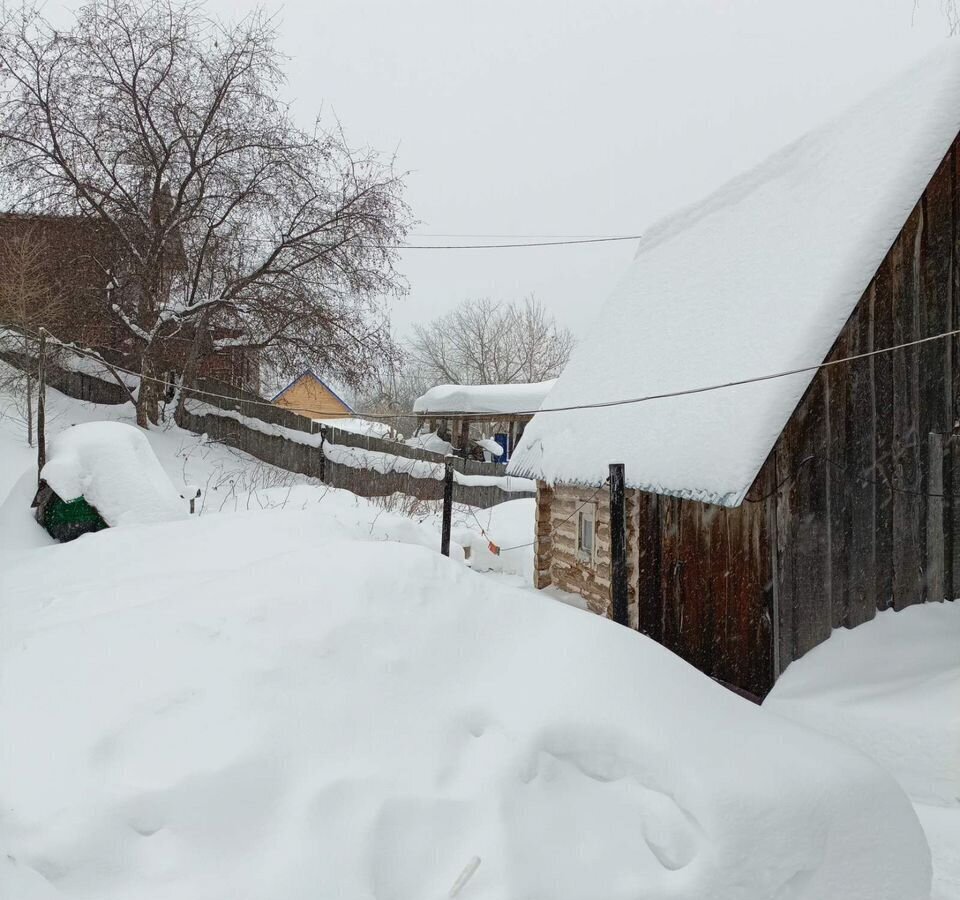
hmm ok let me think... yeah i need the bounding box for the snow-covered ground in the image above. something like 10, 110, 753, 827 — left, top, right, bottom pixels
0, 374, 940, 900
765, 602, 960, 900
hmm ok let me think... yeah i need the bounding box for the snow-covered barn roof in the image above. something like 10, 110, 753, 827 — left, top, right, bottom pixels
508, 44, 960, 507
413, 380, 556, 416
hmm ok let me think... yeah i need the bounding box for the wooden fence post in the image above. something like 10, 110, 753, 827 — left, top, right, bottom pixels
441, 456, 454, 557
37, 328, 47, 483
609, 462, 628, 626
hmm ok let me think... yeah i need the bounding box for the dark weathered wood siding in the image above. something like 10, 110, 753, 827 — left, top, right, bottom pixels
765, 138, 960, 676
538, 136, 960, 698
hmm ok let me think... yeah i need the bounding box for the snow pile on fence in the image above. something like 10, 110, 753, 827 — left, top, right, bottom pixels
0, 500, 931, 900
405, 429, 453, 454
314, 416, 396, 440
187, 400, 439, 476
0, 328, 138, 390
764, 601, 959, 900
186, 400, 535, 492
453, 470, 534, 492
41, 421, 186, 526
414, 379, 556, 414
509, 43, 960, 505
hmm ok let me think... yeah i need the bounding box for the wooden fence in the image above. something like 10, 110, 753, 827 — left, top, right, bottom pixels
0, 350, 529, 508
178, 379, 530, 508
0, 347, 129, 406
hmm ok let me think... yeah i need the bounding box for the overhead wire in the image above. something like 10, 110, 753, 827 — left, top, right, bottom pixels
496, 480, 608, 554
398, 234, 645, 249
14, 323, 960, 423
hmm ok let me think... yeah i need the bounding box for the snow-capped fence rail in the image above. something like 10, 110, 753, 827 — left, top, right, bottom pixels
0, 346, 532, 508
176, 379, 533, 508
0, 345, 130, 406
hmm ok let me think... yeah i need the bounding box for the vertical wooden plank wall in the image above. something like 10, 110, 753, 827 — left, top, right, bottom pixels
769, 140, 960, 672
626, 474, 774, 697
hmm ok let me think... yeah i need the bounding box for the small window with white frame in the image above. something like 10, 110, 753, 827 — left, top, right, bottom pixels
577, 502, 596, 563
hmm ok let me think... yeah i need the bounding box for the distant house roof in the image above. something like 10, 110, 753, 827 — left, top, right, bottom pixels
271, 370, 353, 413
508, 44, 960, 506
413, 380, 556, 416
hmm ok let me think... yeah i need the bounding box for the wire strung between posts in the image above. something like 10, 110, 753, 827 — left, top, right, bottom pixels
14, 324, 960, 424
496, 480, 608, 554
745, 452, 960, 503
398, 234, 645, 249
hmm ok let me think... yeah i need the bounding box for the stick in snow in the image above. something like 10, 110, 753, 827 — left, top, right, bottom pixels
448, 856, 481, 897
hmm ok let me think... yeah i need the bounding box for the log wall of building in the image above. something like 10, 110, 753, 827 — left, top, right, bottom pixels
535, 483, 639, 629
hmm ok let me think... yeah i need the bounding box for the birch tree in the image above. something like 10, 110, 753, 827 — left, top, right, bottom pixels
0, 0, 409, 426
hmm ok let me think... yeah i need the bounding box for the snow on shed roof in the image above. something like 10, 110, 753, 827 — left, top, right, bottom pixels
413, 380, 556, 415
508, 44, 960, 507
41, 422, 186, 526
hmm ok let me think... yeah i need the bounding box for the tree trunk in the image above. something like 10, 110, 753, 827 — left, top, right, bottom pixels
168, 309, 210, 426
136, 351, 160, 428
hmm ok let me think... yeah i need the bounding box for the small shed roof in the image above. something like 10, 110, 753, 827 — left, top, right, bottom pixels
508, 44, 960, 506
413, 380, 556, 416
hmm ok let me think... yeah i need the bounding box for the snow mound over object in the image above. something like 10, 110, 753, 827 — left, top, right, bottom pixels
0, 508, 930, 900
41, 422, 186, 526
510, 43, 960, 505
414, 379, 556, 414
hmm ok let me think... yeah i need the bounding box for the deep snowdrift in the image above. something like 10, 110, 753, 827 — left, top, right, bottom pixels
0, 498, 931, 900
765, 602, 960, 900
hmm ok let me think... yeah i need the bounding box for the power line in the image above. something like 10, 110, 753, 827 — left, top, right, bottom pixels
496, 480, 608, 554
15, 323, 960, 423
410, 232, 639, 240
399, 234, 644, 250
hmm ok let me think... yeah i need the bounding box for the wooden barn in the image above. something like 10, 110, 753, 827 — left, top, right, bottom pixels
508, 47, 960, 699
272, 370, 354, 420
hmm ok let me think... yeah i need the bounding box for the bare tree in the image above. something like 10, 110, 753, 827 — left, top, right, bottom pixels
913, 0, 960, 31
409, 295, 574, 386
0, 0, 410, 427
0, 224, 67, 445
351, 349, 430, 437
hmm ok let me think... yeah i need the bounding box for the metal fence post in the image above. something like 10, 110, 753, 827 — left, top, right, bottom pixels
609, 462, 628, 626
37, 328, 47, 483
441, 456, 454, 557
319, 424, 327, 483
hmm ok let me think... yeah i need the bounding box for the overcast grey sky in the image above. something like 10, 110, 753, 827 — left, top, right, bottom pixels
68, 0, 954, 338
